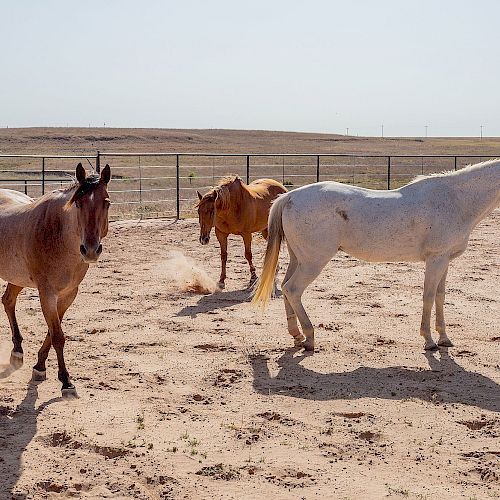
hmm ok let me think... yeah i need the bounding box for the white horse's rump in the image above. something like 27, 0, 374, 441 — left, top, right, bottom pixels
253, 160, 500, 351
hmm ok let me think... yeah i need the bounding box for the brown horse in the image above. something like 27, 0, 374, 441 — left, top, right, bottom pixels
196, 176, 287, 288
0, 163, 111, 397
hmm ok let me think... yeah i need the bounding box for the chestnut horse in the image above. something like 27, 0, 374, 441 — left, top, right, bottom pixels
196, 176, 287, 288
0, 163, 111, 397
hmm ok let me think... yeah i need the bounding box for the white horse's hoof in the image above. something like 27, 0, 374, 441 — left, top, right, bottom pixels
10, 351, 23, 367
293, 334, 305, 347
32, 368, 47, 381
302, 339, 315, 352
438, 338, 454, 347
62, 387, 79, 399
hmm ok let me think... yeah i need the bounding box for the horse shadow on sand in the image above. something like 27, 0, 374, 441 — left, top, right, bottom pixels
0, 364, 61, 499
250, 347, 500, 412
176, 287, 257, 318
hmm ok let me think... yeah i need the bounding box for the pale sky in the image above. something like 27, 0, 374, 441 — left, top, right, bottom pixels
1, 0, 499, 136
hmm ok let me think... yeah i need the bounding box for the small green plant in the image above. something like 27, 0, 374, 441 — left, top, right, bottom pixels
188, 171, 196, 185
283, 179, 294, 187
136, 413, 145, 430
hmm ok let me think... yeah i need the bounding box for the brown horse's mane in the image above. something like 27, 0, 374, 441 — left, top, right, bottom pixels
196, 175, 271, 210
66, 174, 101, 206
195, 175, 242, 210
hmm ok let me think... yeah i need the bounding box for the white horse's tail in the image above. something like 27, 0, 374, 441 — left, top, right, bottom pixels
252, 193, 287, 309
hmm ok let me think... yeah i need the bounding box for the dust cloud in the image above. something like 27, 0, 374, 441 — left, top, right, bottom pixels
158, 250, 217, 294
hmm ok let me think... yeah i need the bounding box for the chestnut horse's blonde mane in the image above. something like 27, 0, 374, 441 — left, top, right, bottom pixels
196, 175, 243, 210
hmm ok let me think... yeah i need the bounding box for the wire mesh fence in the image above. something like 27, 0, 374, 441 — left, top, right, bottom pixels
0, 152, 495, 220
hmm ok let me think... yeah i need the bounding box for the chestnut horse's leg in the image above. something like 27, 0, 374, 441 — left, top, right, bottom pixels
215, 228, 228, 289
242, 232, 257, 284
2, 284, 24, 366
38, 287, 77, 397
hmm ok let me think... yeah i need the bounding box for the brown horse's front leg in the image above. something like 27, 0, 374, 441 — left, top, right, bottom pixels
38, 287, 77, 397
215, 228, 228, 289
242, 232, 257, 284
2, 283, 24, 367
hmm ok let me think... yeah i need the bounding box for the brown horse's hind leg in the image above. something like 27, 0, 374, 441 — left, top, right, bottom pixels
242, 232, 257, 284
33, 287, 79, 381
2, 284, 24, 366
38, 287, 77, 397
215, 228, 228, 289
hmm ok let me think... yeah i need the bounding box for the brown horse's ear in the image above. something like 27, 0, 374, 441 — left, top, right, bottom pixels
197, 191, 203, 201
76, 163, 86, 184
100, 164, 111, 184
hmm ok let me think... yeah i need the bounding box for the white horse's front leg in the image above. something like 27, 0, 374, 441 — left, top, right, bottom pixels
435, 266, 453, 347
421, 256, 449, 350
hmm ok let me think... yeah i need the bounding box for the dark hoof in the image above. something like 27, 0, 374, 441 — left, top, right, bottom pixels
217, 282, 225, 290
424, 343, 439, 351
438, 339, 454, 347
62, 386, 79, 399
10, 351, 23, 368
32, 368, 47, 381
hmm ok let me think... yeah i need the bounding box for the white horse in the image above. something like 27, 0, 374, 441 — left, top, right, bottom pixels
253, 159, 500, 351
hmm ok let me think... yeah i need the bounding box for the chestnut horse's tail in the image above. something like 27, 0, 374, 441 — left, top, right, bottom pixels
252, 193, 288, 309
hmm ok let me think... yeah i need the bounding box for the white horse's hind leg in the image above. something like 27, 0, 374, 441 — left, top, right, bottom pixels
435, 267, 453, 347
282, 260, 328, 351
282, 243, 302, 344
421, 256, 449, 350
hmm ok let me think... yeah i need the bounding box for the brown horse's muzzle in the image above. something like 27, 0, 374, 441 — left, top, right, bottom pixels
80, 242, 103, 263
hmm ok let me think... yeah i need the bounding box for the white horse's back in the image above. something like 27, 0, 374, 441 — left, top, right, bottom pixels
281, 180, 466, 263
0, 189, 33, 209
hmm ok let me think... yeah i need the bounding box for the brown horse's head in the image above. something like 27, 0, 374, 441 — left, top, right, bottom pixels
67, 163, 112, 263
196, 190, 216, 245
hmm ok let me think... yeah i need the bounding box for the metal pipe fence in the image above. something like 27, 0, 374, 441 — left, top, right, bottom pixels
0, 152, 496, 220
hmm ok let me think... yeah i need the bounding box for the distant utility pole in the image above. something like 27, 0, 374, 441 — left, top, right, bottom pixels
346, 127, 349, 136
381, 124, 384, 138
425, 125, 428, 138
480, 125, 483, 139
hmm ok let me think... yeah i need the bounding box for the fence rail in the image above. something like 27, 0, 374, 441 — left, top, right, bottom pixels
0, 152, 496, 220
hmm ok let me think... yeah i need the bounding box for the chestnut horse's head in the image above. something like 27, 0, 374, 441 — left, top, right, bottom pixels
196, 190, 216, 245
196, 178, 237, 245
67, 163, 112, 263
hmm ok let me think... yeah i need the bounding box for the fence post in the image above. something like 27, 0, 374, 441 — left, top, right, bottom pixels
454, 156, 457, 171
176, 154, 180, 220
24, 180, 28, 195
42, 157, 45, 195
96, 150, 101, 173
316, 155, 320, 182
246, 155, 250, 184
387, 156, 391, 190
138, 156, 142, 204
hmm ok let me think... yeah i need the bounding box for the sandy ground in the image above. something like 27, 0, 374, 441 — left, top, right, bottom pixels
0, 211, 498, 500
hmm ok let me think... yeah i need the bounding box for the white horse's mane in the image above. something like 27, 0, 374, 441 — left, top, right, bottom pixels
409, 158, 500, 185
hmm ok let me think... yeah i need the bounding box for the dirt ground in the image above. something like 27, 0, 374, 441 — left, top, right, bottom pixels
0, 211, 498, 500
